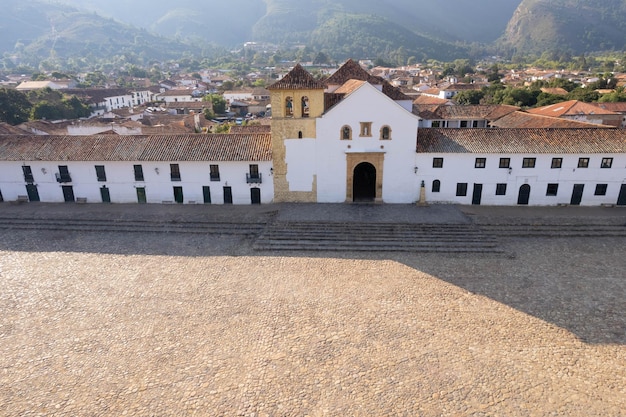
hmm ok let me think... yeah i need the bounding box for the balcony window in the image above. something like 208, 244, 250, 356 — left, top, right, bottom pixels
246, 164, 262, 184
56, 165, 72, 183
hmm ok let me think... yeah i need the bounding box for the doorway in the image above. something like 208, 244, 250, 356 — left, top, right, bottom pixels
26, 184, 40, 202
250, 187, 261, 204
203, 186, 211, 204
353, 162, 376, 202
570, 184, 584, 205
223, 186, 233, 204
617, 184, 626, 206
136, 187, 147, 204
517, 184, 530, 205
173, 186, 184, 204
62, 185, 75, 202
100, 186, 111, 203
472, 183, 483, 205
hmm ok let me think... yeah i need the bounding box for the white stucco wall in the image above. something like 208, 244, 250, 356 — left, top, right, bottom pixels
416, 153, 626, 206
282, 82, 421, 203
0, 161, 273, 205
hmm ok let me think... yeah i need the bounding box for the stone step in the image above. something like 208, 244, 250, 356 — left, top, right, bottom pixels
0, 218, 265, 235
253, 241, 505, 253
254, 221, 502, 253
479, 224, 626, 237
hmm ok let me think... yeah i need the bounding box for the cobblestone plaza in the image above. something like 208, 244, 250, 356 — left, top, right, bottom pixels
0, 204, 625, 416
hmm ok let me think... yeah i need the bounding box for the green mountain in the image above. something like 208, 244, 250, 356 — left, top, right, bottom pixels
4, 0, 626, 70
1, 0, 221, 69
500, 0, 626, 55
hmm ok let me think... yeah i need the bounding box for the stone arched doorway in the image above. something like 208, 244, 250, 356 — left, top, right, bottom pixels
346, 153, 384, 203
353, 162, 377, 202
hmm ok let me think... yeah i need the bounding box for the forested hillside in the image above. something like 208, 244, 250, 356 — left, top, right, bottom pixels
501, 0, 626, 55
3, 0, 626, 70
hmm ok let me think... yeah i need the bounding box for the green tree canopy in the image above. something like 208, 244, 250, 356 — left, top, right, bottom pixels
0, 88, 32, 125
203, 93, 226, 115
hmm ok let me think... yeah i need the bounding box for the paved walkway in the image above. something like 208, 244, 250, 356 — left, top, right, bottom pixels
2, 201, 625, 225
0, 202, 625, 416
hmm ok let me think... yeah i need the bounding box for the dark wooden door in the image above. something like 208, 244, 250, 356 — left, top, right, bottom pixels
173, 186, 184, 203
62, 185, 75, 202
471, 183, 483, 205
517, 184, 530, 205
250, 187, 261, 204
617, 184, 626, 206
136, 187, 147, 204
203, 186, 211, 204
223, 186, 233, 204
570, 184, 584, 205
26, 184, 40, 202
100, 186, 111, 203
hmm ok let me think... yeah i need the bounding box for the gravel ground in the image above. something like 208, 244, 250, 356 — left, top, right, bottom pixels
0, 228, 625, 416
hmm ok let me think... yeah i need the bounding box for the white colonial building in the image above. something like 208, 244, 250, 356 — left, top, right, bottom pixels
0, 134, 273, 205
416, 129, 626, 206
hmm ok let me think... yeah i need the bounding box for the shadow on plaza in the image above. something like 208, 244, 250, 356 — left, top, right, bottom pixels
0, 203, 624, 346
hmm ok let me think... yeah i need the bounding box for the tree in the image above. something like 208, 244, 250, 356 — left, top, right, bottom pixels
0, 88, 32, 125
203, 94, 226, 115
453, 90, 484, 105
313, 52, 330, 66
31, 101, 64, 121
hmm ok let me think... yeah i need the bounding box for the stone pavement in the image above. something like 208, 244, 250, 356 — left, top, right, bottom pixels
0, 202, 625, 416
2, 200, 625, 225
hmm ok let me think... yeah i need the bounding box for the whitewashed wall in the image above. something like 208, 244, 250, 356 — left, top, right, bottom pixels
0, 161, 273, 205
284, 82, 421, 203
416, 153, 626, 206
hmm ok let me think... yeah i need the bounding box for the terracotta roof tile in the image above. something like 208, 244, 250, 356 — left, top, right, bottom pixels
0, 134, 272, 162
268, 64, 325, 90
490, 111, 614, 128
413, 95, 450, 105
334, 80, 367, 95
417, 128, 626, 154
528, 100, 620, 117
229, 125, 271, 134
381, 81, 411, 101
540, 87, 569, 96
324, 59, 381, 86
590, 102, 626, 113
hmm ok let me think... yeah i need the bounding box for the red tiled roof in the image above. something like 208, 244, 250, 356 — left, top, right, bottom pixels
413, 95, 450, 105
382, 81, 411, 101
540, 87, 569, 96
268, 64, 325, 90
590, 102, 626, 113
0, 134, 272, 162
528, 100, 620, 117
417, 128, 626, 154
324, 59, 381, 86
334, 80, 367, 95
424, 105, 519, 120
229, 125, 271, 134
490, 111, 614, 128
